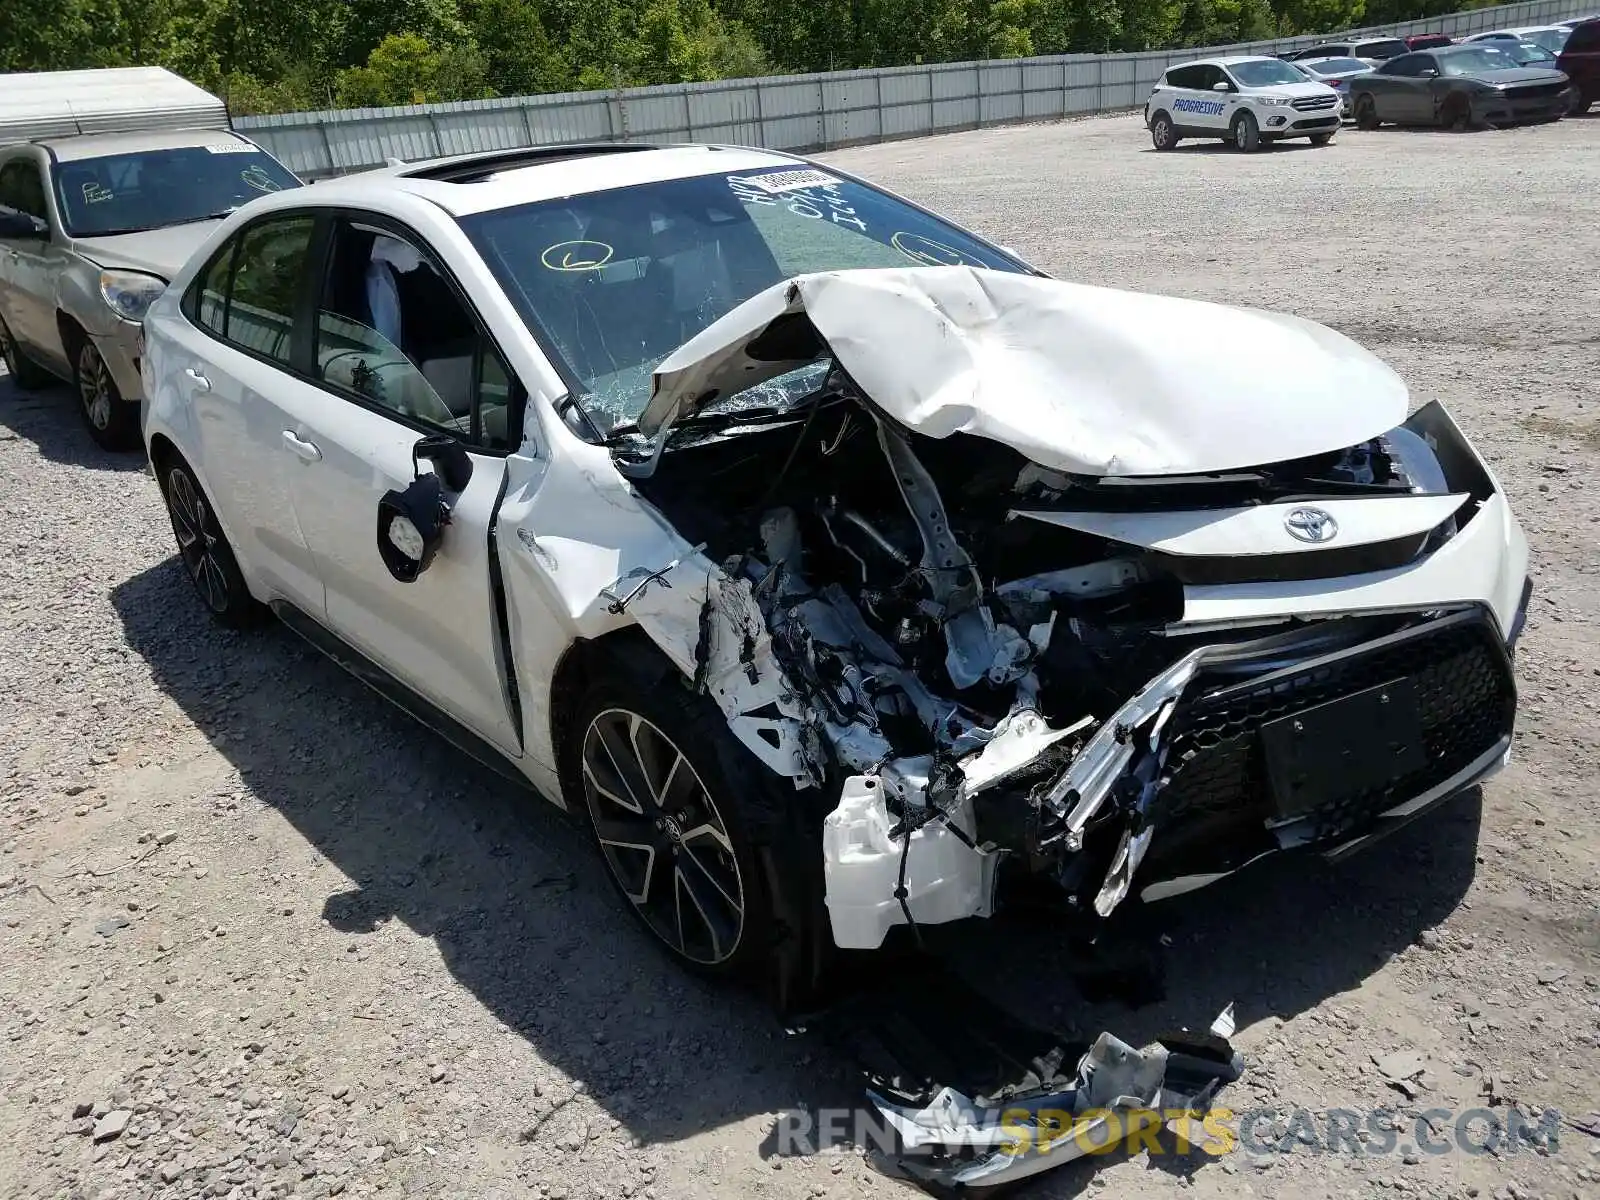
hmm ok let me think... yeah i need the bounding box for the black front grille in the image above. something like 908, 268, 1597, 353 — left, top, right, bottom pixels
1146, 613, 1515, 866
1292, 94, 1339, 111
1505, 82, 1567, 100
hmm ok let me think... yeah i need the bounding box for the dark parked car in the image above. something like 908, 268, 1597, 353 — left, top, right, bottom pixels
1350, 44, 1573, 128
1556, 19, 1600, 112
1405, 33, 1454, 50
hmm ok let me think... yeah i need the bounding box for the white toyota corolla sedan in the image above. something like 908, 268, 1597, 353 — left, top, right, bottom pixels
140, 143, 1530, 1005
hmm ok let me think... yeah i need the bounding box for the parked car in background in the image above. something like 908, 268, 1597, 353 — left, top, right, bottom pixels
0, 68, 301, 449
1287, 38, 1411, 65
1556, 18, 1600, 111
1146, 56, 1342, 150
1466, 26, 1571, 53
1498, 40, 1562, 69
1350, 44, 1573, 129
1293, 56, 1376, 115
1558, 14, 1600, 28
1405, 33, 1454, 50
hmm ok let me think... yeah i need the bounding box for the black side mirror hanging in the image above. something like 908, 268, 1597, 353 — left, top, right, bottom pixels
376, 435, 476, 583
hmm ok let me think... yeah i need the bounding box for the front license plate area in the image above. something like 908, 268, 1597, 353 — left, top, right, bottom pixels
1260, 678, 1428, 821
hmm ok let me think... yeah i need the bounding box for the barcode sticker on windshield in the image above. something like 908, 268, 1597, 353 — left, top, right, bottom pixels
203, 143, 257, 154
736, 169, 839, 194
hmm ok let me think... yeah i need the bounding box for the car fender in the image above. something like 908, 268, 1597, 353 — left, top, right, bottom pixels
495, 437, 819, 792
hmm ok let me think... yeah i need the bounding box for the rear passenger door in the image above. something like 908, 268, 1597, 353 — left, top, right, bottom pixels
1165, 64, 1228, 131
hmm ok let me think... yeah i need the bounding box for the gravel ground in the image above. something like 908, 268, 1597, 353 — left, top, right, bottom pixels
2, 111, 1598, 1200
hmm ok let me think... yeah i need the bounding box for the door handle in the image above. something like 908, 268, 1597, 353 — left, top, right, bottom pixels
281, 430, 322, 462
184, 367, 211, 391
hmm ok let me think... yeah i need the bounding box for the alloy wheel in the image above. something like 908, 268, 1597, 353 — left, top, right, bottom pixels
580, 708, 746, 965
77, 343, 113, 431
167, 469, 230, 613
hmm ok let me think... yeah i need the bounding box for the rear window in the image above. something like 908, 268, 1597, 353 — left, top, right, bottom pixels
1302, 57, 1370, 73
1355, 39, 1409, 58
50, 143, 301, 239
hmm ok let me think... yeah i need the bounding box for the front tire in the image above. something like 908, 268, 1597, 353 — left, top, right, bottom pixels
1231, 110, 1262, 152
159, 454, 266, 629
1150, 111, 1179, 151
1355, 94, 1380, 130
72, 336, 140, 450
1440, 93, 1473, 131
573, 657, 833, 981
0, 315, 52, 390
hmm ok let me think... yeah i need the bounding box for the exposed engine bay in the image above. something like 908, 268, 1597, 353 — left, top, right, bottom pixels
629, 362, 1514, 951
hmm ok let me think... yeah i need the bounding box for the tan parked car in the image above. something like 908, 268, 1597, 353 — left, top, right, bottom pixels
0, 69, 300, 449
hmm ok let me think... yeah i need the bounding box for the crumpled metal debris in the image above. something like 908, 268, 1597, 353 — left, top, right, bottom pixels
868, 1028, 1241, 1188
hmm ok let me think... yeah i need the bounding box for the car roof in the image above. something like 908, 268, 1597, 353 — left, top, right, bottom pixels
35, 127, 256, 162
1169, 54, 1283, 68
303, 143, 807, 219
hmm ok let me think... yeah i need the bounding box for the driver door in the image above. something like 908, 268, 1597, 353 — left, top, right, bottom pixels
281, 215, 524, 757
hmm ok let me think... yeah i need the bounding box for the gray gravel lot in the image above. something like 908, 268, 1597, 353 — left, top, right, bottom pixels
2, 111, 1598, 1200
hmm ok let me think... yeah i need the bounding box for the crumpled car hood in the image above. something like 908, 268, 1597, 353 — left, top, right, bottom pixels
643, 266, 1410, 478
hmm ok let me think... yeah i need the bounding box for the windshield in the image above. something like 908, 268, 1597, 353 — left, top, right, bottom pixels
51, 143, 300, 238
460, 166, 1026, 433
1507, 40, 1556, 61
1441, 46, 1520, 73
1229, 59, 1311, 86
1303, 57, 1370, 73
1524, 27, 1570, 50
1355, 39, 1409, 58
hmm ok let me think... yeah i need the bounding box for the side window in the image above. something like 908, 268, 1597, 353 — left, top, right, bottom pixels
1197, 65, 1229, 90
1382, 54, 1423, 75
1, 160, 47, 219
1166, 65, 1204, 88
313, 221, 514, 451
189, 242, 237, 336
225, 216, 315, 365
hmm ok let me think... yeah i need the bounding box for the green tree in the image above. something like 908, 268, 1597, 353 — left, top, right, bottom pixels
335, 30, 492, 106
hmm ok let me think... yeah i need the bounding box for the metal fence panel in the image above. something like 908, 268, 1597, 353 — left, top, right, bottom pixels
235, 0, 1596, 178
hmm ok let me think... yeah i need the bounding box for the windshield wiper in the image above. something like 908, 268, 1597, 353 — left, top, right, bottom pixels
166, 209, 239, 227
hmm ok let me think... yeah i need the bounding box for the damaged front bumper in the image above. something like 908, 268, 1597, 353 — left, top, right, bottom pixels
825, 603, 1520, 951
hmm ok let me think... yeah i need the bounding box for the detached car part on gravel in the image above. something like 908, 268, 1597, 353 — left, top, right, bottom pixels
140, 151, 1527, 1177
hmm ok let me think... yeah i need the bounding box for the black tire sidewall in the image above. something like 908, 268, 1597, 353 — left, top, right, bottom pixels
1232, 111, 1260, 151
71, 335, 140, 451
0, 315, 49, 390
564, 665, 803, 978
1356, 95, 1379, 129
1151, 112, 1176, 150
159, 456, 263, 629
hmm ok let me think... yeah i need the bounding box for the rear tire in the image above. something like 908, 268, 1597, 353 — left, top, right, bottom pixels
1150, 111, 1179, 150
1355, 94, 1381, 130
0, 315, 52, 390
71, 334, 140, 451
1231, 110, 1262, 152
158, 452, 267, 629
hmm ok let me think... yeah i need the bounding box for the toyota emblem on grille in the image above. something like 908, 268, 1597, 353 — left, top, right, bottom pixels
1285, 506, 1338, 543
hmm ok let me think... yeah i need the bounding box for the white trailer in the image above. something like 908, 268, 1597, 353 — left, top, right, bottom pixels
0, 67, 228, 146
